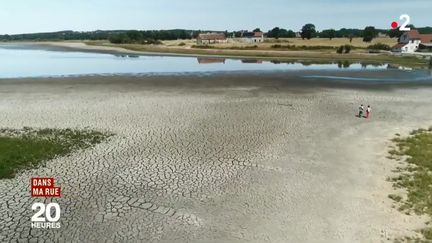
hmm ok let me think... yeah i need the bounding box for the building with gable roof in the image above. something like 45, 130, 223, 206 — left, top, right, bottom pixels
392, 30, 432, 53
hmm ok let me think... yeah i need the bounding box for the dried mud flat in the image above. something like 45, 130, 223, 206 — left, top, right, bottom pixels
0, 73, 432, 242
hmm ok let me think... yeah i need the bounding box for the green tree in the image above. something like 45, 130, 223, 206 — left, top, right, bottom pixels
283, 30, 296, 38
268, 27, 281, 39
301, 24, 316, 40
388, 28, 402, 38
363, 26, 377, 42
320, 29, 336, 40
253, 28, 261, 32
267, 28, 296, 38
126, 30, 143, 42
109, 33, 130, 44
348, 34, 354, 43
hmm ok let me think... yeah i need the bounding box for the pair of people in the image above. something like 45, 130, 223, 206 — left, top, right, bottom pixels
358, 104, 371, 118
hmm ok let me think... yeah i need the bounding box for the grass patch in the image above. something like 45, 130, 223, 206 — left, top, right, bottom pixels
270, 44, 337, 50
191, 45, 215, 49
0, 128, 112, 179
422, 227, 432, 240
226, 45, 258, 50
389, 194, 403, 202
388, 128, 432, 240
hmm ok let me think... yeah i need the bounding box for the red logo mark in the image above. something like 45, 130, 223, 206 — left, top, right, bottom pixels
31, 178, 61, 197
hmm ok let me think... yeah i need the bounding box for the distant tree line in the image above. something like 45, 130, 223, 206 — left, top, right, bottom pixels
0, 26, 431, 43
266, 27, 296, 38
108, 30, 194, 44
264, 25, 431, 42
0, 30, 117, 41
0, 29, 198, 43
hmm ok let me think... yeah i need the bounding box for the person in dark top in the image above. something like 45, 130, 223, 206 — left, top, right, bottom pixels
358, 104, 364, 118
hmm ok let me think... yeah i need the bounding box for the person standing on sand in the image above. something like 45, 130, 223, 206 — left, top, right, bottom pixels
358, 104, 364, 118
366, 105, 371, 119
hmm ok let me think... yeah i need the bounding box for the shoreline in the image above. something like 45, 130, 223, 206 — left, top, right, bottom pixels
2, 41, 430, 68
1, 71, 432, 91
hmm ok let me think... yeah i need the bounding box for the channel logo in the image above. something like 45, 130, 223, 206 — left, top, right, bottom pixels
30, 178, 61, 229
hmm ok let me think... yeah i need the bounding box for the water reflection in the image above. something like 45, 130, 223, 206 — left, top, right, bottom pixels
269, 59, 385, 69
194, 57, 426, 72
114, 54, 139, 58
197, 57, 225, 64
241, 59, 263, 64
337, 61, 351, 69
0, 44, 426, 78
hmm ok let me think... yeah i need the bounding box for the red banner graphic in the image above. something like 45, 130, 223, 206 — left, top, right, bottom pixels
31, 178, 61, 197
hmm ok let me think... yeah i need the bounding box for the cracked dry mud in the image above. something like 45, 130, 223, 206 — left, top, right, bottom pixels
1, 74, 432, 242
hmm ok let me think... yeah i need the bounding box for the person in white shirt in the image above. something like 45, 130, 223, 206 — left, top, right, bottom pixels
366, 105, 371, 119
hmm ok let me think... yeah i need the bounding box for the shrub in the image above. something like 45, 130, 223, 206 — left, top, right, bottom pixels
227, 45, 258, 50
367, 43, 391, 51
178, 42, 186, 46
191, 45, 214, 49
271, 44, 283, 48
336, 45, 352, 54
344, 45, 352, 53
271, 44, 336, 50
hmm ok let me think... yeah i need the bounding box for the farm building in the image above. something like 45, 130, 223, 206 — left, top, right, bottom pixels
196, 33, 227, 44
419, 43, 432, 52
392, 29, 432, 53
239, 31, 264, 43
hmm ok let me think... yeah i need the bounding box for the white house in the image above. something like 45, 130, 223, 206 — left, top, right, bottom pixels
239, 31, 264, 43
392, 30, 432, 53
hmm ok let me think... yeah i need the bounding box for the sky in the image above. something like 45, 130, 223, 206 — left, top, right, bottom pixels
0, 0, 430, 34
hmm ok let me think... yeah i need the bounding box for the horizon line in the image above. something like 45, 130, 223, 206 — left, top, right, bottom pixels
2, 26, 432, 36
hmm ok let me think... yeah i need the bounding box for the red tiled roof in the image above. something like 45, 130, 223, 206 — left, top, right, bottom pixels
254, 32, 264, 37
420, 34, 432, 43
407, 29, 421, 39
406, 29, 432, 42
392, 43, 407, 49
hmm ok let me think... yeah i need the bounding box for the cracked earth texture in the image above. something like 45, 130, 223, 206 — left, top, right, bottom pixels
1, 73, 432, 242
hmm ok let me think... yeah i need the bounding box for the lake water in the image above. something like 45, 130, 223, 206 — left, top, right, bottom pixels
0, 44, 431, 82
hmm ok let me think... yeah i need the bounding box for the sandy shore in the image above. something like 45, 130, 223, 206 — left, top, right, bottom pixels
0, 73, 432, 242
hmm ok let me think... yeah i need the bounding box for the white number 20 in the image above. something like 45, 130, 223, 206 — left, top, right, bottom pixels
31, 203, 61, 222
399, 14, 411, 31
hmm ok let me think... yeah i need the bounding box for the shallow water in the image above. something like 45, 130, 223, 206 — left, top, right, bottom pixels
0, 44, 431, 82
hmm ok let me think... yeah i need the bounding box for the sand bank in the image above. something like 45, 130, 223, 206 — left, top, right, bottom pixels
3, 41, 429, 68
